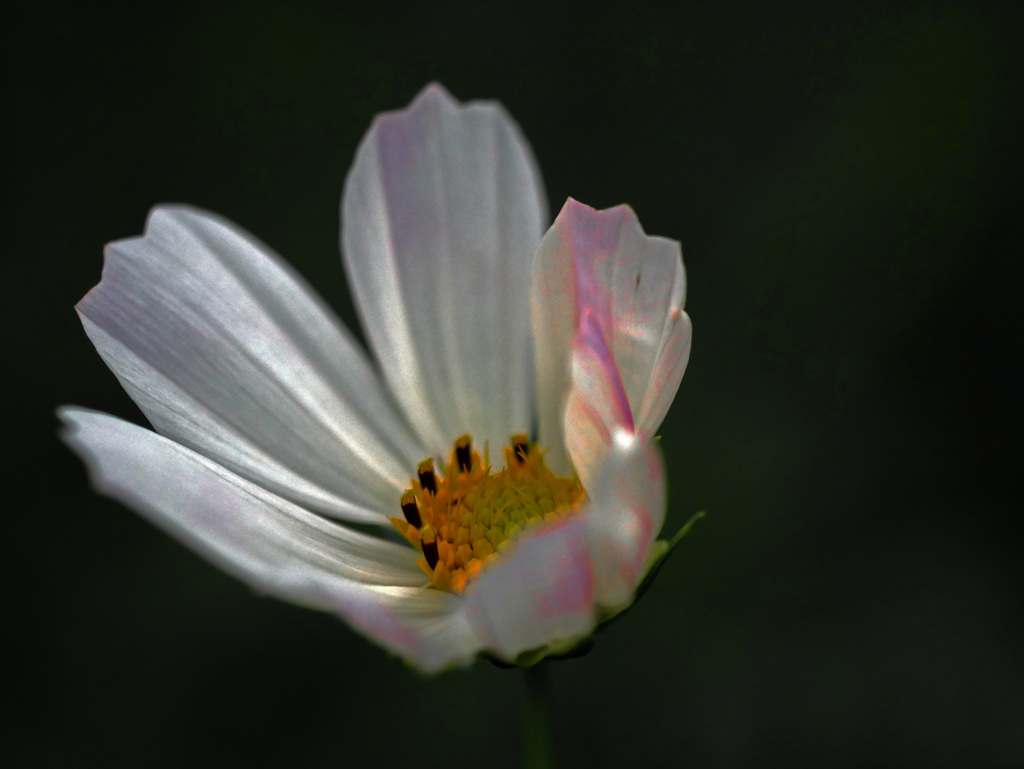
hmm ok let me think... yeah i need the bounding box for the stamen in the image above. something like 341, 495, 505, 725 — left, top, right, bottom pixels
393, 434, 587, 594
420, 524, 439, 570
417, 458, 437, 495
400, 490, 421, 528
511, 433, 530, 464
455, 434, 473, 473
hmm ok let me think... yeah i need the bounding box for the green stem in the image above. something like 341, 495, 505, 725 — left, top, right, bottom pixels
521, 663, 554, 769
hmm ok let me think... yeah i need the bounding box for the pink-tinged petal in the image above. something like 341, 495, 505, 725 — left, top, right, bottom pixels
634, 306, 692, 440
79, 206, 426, 525
584, 431, 667, 609
533, 198, 690, 476
59, 407, 484, 672
562, 312, 634, 494
462, 515, 596, 661
343, 84, 548, 458
561, 314, 668, 609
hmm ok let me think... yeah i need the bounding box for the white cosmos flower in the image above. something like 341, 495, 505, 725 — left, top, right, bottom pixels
60, 84, 692, 673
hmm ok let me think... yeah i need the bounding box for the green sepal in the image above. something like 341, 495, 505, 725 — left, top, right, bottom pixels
484, 635, 596, 669
593, 510, 706, 632
635, 510, 706, 602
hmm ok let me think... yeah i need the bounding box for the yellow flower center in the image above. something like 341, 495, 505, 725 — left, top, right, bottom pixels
390, 434, 587, 593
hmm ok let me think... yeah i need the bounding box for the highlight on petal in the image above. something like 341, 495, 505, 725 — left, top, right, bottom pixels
59, 407, 484, 672
343, 83, 549, 459
562, 311, 634, 495
583, 431, 666, 609
532, 198, 691, 479
560, 316, 667, 609
79, 206, 426, 525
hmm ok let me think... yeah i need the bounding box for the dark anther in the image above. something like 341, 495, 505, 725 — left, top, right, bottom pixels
455, 435, 472, 473
421, 537, 439, 571
418, 459, 437, 495
400, 492, 421, 528
513, 438, 530, 464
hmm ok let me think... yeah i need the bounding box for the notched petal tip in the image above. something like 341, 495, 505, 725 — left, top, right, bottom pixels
83, 204, 256, 311
104, 204, 216, 250
371, 82, 458, 129
558, 195, 637, 225
56, 404, 94, 447
78, 200, 428, 523
533, 194, 691, 479
342, 80, 547, 459
552, 196, 684, 273
77, 206, 199, 312
415, 81, 457, 105
370, 82, 518, 137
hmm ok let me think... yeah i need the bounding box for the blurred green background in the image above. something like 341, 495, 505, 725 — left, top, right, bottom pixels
7, 2, 1022, 766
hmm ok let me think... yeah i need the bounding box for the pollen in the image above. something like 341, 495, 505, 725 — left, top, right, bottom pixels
390, 434, 586, 593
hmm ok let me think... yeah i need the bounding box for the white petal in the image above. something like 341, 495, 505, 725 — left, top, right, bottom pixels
462, 516, 596, 661
342, 83, 548, 458
61, 407, 486, 673
59, 407, 425, 587
533, 199, 691, 479
79, 206, 426, 524
584, 432, 666, 609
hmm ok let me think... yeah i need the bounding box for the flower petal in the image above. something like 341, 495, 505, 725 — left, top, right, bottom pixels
355, 586, 483, 673
342, 83, 548, 458
561, 318, 666, 608
462, 515, 596, 662
79, 206, 425, 524
61, 407, 485, 673
583, 431, 666, 609
562, 311, 634, 494
532, 198, 691, 478
59, 407, 425, 586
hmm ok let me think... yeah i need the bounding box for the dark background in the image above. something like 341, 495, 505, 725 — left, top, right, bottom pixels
7, 2, 1022, 766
